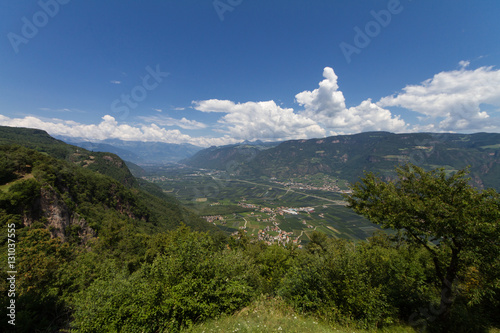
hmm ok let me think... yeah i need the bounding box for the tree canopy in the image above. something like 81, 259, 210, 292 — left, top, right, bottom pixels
347, 164, 500, 328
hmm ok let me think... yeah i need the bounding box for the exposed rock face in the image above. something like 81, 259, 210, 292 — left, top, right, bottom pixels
24, 185, 95, 243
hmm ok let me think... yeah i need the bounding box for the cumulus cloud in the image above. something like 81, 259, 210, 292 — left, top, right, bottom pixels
5, 64, 499, 148
296, 67, 346, 118
296, 67, 407, 133
377, 64, 500, 131
0, 114, 233, 147
191, 67, 409, 142
193, 99, 325, 141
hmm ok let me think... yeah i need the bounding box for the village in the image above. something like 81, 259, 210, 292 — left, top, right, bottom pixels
270, 179, 341, 192
202, 201, 317, 247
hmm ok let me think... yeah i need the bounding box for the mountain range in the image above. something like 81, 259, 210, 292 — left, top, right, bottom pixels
183, 131, 500, 190
55, 135, 203, 164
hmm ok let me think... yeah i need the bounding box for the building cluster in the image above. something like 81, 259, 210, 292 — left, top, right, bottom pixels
257, 225, 295, 246
218, 200, 318, 247
202, 215, 224, 223
238, 202, 258, 209
271, 180, 341, 192
143, 176, 173, 182
276, 206, 314, 215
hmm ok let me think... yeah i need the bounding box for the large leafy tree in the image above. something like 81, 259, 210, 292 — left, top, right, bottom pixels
346, 164, 500, 326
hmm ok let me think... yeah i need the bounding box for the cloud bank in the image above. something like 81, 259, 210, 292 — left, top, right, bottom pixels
0, 114, 236, 147
193, 100, 325, 141
2, 63, 500, 146
378, 64, 500, 131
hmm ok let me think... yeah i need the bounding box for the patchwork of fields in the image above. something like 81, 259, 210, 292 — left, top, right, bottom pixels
144, 169, 381, 243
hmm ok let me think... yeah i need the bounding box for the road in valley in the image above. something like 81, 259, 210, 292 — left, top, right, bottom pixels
214, 177, 348, 206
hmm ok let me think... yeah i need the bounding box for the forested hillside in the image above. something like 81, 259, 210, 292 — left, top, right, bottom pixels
184, 132, 500, 190
0, 126, 137, 186
0, 127, 499, 332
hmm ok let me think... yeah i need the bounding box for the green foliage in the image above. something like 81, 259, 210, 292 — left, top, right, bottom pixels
0, 126, 137, 186
71, 228, 257, 332
347, 164, 500, 330
185, 132, 500, 191
247, 243, 297, 296
0, 228, 74, 332
280, 234, 401, 328
1, 128, 499, 332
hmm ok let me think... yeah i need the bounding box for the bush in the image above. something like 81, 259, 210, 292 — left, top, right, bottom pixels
71, 228, 257, 332
280, 234, 399, 328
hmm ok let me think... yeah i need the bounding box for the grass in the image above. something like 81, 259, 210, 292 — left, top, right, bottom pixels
0, 173, 33, 192
184, 297, 417, 333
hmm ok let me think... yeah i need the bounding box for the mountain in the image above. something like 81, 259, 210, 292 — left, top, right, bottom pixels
0, 126, 217, 237
0, 127, 221, 331
0, 126, 139, 186
180, 140, 280, 170
56, 136, 203, 164
184, 132, 500, 190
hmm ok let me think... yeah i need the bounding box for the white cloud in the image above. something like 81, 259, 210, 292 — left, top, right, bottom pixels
110, 80, 121, 84
296, 67, 346, 118
153, 108, 162, 112
377, 64, 500, 132
138, 115, 207, 130
5, 64, 499, 148
0, 114, 232, 147
193, 99, 325, 141
296, 67, 407, 133
459, 60, 470, 69
193, 99, 238, 113
191, 67, 408, 141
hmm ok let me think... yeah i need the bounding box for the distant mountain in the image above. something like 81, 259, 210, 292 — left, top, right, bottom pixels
184, 132, 500, 190
56, 136, 203, 164
181, 141, 280, 170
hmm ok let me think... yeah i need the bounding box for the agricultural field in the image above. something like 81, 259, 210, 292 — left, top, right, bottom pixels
143, 169, 381, 244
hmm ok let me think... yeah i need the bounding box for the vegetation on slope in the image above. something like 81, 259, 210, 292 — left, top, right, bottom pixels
0, 127, 498, 332
0, 126, 137, 186
184, 132, 500, 190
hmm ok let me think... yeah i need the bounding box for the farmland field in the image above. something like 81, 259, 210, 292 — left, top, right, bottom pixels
143, 168, 382, 244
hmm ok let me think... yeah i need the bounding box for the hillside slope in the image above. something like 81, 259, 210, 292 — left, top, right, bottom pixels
0, 126, 217, 235
184, 132, 500, 190
57, 136, 204, 164
0, 126, 137, 186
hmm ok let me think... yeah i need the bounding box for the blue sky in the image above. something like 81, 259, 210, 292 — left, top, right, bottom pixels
1, 0, 500, 146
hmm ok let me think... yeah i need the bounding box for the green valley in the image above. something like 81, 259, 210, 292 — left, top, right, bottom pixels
142, 169, 379, 243
1, 127, 499, 333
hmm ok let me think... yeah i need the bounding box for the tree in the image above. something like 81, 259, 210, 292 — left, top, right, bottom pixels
346, 164, 500, 327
